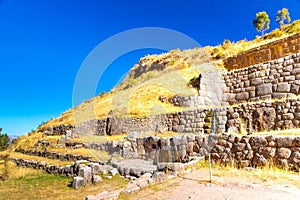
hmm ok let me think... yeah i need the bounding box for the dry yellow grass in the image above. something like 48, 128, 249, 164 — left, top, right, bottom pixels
251, 128, 300, 137
207, 20, 300, 60
8, 152, 73, 166
39, 22, 300, 130
0, 161, 128, 200
69, 134, 127, 144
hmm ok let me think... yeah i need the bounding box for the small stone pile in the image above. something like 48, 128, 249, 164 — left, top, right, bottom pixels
72, 160, 119, 189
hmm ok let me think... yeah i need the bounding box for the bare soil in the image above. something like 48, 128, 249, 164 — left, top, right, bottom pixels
126, 169, 300, 200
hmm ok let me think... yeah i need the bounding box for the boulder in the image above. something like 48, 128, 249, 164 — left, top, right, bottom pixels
88, 163, 101, 175
152, 172, 166, 183
276, 148, 292, 159
79, 166, 92, 184
249, 136, 267, 149
293, 137, 300, 147
92, 175, 102, 185
276, 137, 293, 147
252, 153, 269, 167
72, 176, 85, 189
110, 168, 119, 177
258, 147, 276, 159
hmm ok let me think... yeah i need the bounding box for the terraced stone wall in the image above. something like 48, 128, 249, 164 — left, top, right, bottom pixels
223, 53, 300, 104
69, 108, 227, 136
224, 33, 300, 70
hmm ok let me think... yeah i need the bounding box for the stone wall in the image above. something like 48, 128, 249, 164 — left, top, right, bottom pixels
64, 134, 300, 172
55, 108, 227, 137
211, 135, 300, 171
224, 33, 300, 70
15, 149, 92, 162
12, 158, 73, 176
45, 97, 300, 139
167, 52, 300, 106
226, 98, 300, 133
223, 53, 300, 104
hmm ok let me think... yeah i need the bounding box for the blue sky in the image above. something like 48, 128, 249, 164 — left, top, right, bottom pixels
0, 0, 299, 136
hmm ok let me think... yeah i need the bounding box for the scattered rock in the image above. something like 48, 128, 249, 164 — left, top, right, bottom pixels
72, 176, 85, 189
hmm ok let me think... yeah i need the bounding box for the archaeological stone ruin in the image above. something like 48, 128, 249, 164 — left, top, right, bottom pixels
11, 33, 300, 197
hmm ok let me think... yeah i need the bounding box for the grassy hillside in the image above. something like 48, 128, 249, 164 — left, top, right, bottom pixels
12, 20, 299, 152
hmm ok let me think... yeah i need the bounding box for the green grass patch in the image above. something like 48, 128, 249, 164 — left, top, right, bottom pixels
0, 162, 129, 200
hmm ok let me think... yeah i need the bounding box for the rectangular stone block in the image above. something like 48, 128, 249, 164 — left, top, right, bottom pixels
272, 93, 287, 99
236, 92, 249, 101
256, 83, 272, 96
285, 76, 295, 81
277, 82, 291, 92
251, 78, 263, 86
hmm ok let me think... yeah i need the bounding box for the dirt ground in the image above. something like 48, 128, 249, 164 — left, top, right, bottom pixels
127, 169, 300, 200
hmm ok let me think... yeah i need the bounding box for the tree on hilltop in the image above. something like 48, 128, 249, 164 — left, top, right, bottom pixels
0, 128, 9, 151
276, 8, 291, 29
253, 11, 270, 36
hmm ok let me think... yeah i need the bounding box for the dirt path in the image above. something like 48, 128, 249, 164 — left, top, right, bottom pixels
127, 169, 300, 200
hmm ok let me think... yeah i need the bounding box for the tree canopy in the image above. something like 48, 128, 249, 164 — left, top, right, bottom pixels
0, 128, 9, 151
276, 8, 291, 28
253, 11, 270, 35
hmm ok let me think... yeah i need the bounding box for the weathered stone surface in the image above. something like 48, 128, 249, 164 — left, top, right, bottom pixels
240, 160, 250, 168
276, 148, 292, 159
276, 137, 293, 147
259, 147, 276, 159
152, 172, 166, 183
293, 137, 300, 147
92, 175, 102, 185
256, 83, 272, 96
250, 78, 263, 86
79, 166, 92, 184
277, 82, 291, 92
252, 153, 269, 167
275, 158, 288, 168
167, 163, 185, 172
236, 92, 249, 101
110, 168, 119, 177
249, 136, 268, 149
283, 113, 294, 120
72, 176, 85, 189
290, 152, 300, 163
88, 163, 101, 175
233, 143, 246, 152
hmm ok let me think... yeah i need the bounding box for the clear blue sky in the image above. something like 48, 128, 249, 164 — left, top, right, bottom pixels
0, 0, 299, 136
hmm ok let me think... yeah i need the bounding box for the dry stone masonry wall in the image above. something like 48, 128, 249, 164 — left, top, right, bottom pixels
223, 53, 300, 104
224, 33, 300, 70
64, 108, 227, 137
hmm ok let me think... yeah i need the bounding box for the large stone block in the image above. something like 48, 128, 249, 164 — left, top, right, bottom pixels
79, 166, 92, 184
72, 176, 85, 189
236, 92, 249, 101
249, 136, 267, 149
258, 147, 276, 159
276, 137, 293, 147
256, 83, 272, 96
277, 82, 291, 92
92, 175, 102, 185
250, 78, 263, 86
293, 137, 300, 147
276, 147, 292, 159
252, 153, 269, 167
